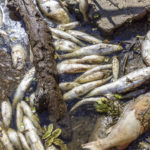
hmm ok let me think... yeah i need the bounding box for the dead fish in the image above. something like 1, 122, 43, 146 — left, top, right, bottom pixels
142, 31, 150, 66
1, 100, 12, 128
0, 7, 3, 28
16, 103, 24, 132
67, 30, 102, 44
57, 63, 98, 74
82, 92, 150, 150
53, 39, 80, 52
63, 76, 112, 100
59, 82, 80, 91
0, 126, 14, 150
37, 0, 70, 24
76, 71, 104, 84
17, 132, 31, 150
87, 67, 150, 97
70, 97, 104, 112
75, 64, 112, 82
60, 55, 105, 64
7, 128, 22, 150
50, 27, 85, 46
11, 44, 27, 70
112, 56, 119, 81
57, 21, 79, 30
61, 43, 122, 59
79, 0, 88, 22
12, 67, 35, 109
23, 117, 44, 150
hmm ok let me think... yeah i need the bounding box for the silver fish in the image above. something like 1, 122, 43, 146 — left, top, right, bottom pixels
61, 43, 122, 59
37, 0, 70, 24
67, 30, 102, 44
63, 76, 112, 100
57, 63, 98, 74
30, 46, 34, 63
53, 39, 80, 52
11, 44, 27, 70
0, 7, 3, 28
112, 56, 119, 81
50, 27, 85, 46
17, 132, 31, 150
12, 67, 35, 109
70, 97, 103, 112
142, 31, 150, 66
87, 67, 150, 97
16, 103, 24, 132
60, 55, 105, 64
0, 126, 14, 150
7, 128, 22, 150
75, 71, 104, 83
75, 64, 112, 82
29, 92, 36, 107
79, 0, 88, 22
82, 92, 150, 150
59, 82, 80, 91
1, 100, 12, 128
57, 21, 79, 30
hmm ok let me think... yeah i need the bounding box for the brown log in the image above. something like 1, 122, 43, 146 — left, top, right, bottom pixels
7, 0, 67, 122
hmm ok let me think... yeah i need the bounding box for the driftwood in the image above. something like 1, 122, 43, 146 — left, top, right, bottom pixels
7, 0, 67, 122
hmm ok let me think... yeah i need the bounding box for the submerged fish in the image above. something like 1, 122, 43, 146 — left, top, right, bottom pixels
11, 44, 27, 70
112, 56, 119, 81
57, 21, 79, 30
12, 67, 35, 109
87, 67, 150, 97
37, 0, 70, 24
60, 55, 105, 64
63, 76, 112, 100
1, 100, 12, 128
50, 27, 85, 46
61, 43, 122, 59
7, 128, 22, 150
53, 39, 80, 52
82, 92, 150, 150
142, 31, 150, 66
67, 30, 102, 44
79, 0, 88, 22
57, 63, 98, 74
59, 82, 80, 91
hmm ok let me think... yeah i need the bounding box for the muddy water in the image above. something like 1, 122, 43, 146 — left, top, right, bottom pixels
0, 0, 150, 150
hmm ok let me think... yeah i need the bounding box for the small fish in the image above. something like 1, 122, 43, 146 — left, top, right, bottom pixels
57, 21, 79, 30
11, 44, 27, 70
29, 92, 36, 107
67, 30, 102, 44
0, 7, 3, 28
60, 43, 122, 59
75, 64, 112, 82
112, 56, 119, 81
7, 128, 22, 150
79, 0, 88, 22
0, 126, 14, 150
1, 100, 12, 128
76, 71, 104, 84
17, 132, 31, 150
29, 46, 34, 63
82, 92, 150, 150
63, 76, 112, 100
60, 55, 105, 64
53, 39, 80, 52
16, 103, 24, 132
142, 31, 150, 66
87, 67, 150, 97
70, 97, 104, 112
50, 27, 85, 46
37, 0, 70, 24
12, 67, 36, 109
57, 63, 98, 74
59, 82, 80, 91
0, 29, 8, 37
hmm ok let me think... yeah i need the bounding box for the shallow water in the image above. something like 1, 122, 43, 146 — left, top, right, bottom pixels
0, 0, 150, 150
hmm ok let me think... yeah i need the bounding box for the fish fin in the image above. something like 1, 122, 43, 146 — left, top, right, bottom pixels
82, 140, 103, 150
